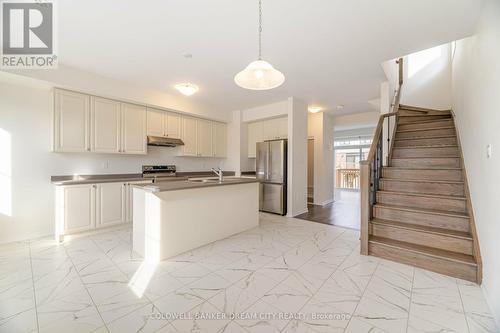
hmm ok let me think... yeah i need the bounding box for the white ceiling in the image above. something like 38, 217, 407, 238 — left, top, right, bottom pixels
57, 0, 483, 116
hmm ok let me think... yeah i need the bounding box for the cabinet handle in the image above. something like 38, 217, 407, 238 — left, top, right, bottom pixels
86, 148, 90, 152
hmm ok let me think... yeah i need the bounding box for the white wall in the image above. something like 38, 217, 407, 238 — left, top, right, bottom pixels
0, 73, 226, 244
287, 98, 308, 216
308, 112, 334, 206
334, 127, 376, 138
451, 0, 500, 327
402, 43, 452, 110
333, 111, 379, 131
241, 100, 288, 123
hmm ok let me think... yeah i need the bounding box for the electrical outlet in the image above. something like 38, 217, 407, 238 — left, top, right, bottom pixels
487, 144, 492, 159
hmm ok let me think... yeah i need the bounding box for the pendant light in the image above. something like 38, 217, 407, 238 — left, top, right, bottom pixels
234, 0, 285, 90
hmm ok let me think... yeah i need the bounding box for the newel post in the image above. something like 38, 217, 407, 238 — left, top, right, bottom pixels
360, 161, 370, 255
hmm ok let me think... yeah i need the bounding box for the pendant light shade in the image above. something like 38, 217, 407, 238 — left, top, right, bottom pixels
234, 0, 285, 90
234, 60, 285, 90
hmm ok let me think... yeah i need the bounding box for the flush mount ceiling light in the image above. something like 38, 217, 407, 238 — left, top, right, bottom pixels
174, 83, 199, 96
336, 105, 345, 110
308, 106, 322, 113
234, 0, 285, 90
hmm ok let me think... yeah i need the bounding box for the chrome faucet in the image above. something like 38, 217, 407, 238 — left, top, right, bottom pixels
211, 167, 224, 183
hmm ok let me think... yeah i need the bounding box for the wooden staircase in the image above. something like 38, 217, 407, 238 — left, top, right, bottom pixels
365, 105, 482, 282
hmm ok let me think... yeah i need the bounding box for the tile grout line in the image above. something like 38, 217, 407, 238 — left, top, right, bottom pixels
274, 238, 360, 332
28, 241, 40, 333
406, 266, 416, 333
61, 240, 110, 333
342, 255, 381, 331
456, 278, 472, 333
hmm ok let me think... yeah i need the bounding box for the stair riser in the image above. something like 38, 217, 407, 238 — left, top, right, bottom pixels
379, 180, 465, 196
395, 137, 457, 147
398, 115, 452, 124
398, 120, 454, 131
396, 128, 455, 139
392, 147, 460, 158
392, 158, 461, 168
373, 206, 470, 232
371, 223, 473, 255
369, 242, 477, 282
382, 168, 463, 181
377, 192, 467, 214
399, 108, 452, 116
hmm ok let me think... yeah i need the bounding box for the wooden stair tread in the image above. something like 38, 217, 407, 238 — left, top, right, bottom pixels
391, 156, 459, 159
395, 135, 456, 141
383, 167, 462, 170
381, 178, 464, 184
397, 126, 455, 133
376, 190, 466, 201
374, 203, 469, 218
393, 145, 458, 149
399, 105, 452, 112
369, 236, 476, 266
398, 118, 453, 125
371, 218, 472, 240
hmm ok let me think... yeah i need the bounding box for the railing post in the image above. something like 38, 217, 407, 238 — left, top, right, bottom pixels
360, 161, 370, 255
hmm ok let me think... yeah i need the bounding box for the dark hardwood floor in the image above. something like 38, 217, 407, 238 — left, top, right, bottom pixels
296, 189, 360, 230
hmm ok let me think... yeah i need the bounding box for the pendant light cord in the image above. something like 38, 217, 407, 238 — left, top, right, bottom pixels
258, 0, 262, 60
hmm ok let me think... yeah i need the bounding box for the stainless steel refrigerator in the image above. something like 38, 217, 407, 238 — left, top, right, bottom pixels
256, 139, 287, 215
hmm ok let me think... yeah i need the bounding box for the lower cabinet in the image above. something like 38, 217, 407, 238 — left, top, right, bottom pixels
63, 184, 95, 234
95, 183, 125, 228
60, 180, 152, 237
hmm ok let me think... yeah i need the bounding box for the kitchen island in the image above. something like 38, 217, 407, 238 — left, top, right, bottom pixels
132, 178, 260, 262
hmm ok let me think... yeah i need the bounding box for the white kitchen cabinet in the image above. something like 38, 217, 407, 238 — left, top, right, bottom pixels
147, 108, 181, 139
181, 116, 198, 156
277, 117, 288, 139
91, 97, 121, 153
96, 182, 125, 228
212, 122, 227, 158
147, 108, 165, 137
63, 184, 95, 233
197, 119, 213, 157
53, 89, 90, 152
121, 103, 147, 154
247, 117, 287, 158
165, 112, 181, 138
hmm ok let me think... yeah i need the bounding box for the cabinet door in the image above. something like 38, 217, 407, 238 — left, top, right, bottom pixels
54, 89, 90, 152
197, 119, 213, 157
212, 122, 227, 158
63, 185, 94, 233
277, 117, 288, 139
147, 108, 165, 137
91, 97, 121, 153
165, 112, 181, 138
96, 182, 125, 228
248, 121, 263, 158
181, 116, 197, 156
263, 118, 280, 140
121, 103, 147, 154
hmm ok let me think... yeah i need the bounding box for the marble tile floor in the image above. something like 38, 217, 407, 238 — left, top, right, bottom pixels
0, 213, 496, 333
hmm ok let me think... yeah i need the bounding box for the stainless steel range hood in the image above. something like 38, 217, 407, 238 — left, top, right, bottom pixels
147, 136, 184, 147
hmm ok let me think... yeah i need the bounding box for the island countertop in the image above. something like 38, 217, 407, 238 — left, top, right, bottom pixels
132, 177, 260, 192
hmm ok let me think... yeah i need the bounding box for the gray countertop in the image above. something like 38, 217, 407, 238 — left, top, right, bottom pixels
133, 177, 260, 192
51, 171, 235, 186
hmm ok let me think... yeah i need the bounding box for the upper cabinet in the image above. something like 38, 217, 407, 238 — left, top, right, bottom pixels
181, 116, 198, 156
197, 119, 213, 157
121, 103, 147, 154
54, 88, 225, 158
91, 97, 121, 153
54, 90, 90, 152
212, 122, 227, 158
179, 117, 227, 158
147, 108, 181, 139
247, 117, 287, 158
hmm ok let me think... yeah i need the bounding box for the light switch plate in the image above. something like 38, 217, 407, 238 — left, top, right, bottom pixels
487, 144, 492, 158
